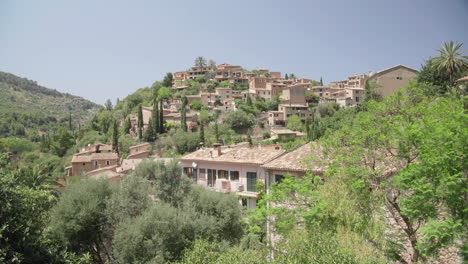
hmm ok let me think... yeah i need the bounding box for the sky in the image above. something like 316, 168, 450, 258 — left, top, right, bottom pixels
1, 0, 467, 104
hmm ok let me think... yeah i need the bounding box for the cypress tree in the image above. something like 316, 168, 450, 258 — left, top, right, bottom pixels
305, 119, 311, 141
112, 119, 119, 155
320, 77, 324, 86
123, 117, 131, 134
181, 96, 188, 132
199, 122, 205, 144
159, 100, 164, 133
246, 95, 252, 106
145, 118, 154, 142
137, 104, 143, 140
214, 122, 219, 143
285, 73, 289, 80
68, 111, 72, 131
153, 99, 159, 134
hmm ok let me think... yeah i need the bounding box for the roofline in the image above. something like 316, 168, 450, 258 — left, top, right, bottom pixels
369, 64, 419, 79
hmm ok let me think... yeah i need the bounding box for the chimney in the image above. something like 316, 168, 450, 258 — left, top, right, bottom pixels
213, 143, 222, 156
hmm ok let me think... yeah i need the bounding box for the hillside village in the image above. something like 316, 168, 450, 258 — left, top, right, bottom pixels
129, 61, 419, 135
1, 44, 467, 264
63, 58, 422, 210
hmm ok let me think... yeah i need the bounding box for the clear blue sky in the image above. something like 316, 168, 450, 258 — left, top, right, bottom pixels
1, 0, 467, 104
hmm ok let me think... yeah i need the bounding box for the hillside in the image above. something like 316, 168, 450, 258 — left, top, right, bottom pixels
0, 71, 100, 138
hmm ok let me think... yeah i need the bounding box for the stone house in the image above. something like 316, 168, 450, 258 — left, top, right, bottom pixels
367, 65, 418, 96
127, 142, 152, 159
181, 144, 286, 210
69, 152, 119, 177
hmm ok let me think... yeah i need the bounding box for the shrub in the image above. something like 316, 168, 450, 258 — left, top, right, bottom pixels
223, 110, 255, 133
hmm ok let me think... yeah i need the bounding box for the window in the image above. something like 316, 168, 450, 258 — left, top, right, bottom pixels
199, 168, 206, 180
183, 167, 197, 180
207, 169, 216, 187
82, 163, 85, 166
246, 172, 257, 192
230, 171, 239, 181
218, 170, 228, 179
106, 160, 110, 166
94, 161, 98, 168
275, 174, 285, 184
356, 97, 360, 102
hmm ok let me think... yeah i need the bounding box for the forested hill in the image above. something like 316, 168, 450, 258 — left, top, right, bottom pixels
0, 71, 100, 138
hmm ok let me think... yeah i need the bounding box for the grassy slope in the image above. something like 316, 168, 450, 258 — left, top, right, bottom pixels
0, 71, 100, 136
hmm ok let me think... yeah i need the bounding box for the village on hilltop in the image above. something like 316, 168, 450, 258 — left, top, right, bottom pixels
64, 59, 423, 209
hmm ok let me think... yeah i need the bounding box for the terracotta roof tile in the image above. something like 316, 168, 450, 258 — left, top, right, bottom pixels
262, 143, 326, 173
181, 145, 286, 165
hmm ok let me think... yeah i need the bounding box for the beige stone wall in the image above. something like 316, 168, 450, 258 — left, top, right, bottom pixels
128, 152, 150, 159
371, 68, 417, 97
71, 159, 119, 176
72, 162, 94, 176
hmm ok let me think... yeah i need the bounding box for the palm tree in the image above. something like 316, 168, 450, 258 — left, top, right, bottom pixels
431, 41, 468, 86
194, 56, 207, 67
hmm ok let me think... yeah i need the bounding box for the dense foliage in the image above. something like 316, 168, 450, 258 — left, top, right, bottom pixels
0, 72, 99, 138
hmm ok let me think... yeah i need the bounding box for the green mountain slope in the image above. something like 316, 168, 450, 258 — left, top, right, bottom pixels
0, 71, 100, 138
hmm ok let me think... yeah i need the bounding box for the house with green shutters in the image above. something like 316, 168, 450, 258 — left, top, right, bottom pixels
180, 143, 285, 210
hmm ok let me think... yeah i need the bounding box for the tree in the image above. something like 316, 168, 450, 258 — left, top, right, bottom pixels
317, 102, 339, 118
290, 73, 296, 79
194, 56, 207, 67
153, 99, 159, 134
137, 104, 143, 140
246, 95, 253, 106
307, 119, 324, 141
157, 87, 172, 134
199, 121, 205, 144
363, 79, 383, 103
51, 127, 74, 157
144, 117, 154, 142
208, 59, 216, 67
159, 99, 164, 133
214, 122, 219, 143
247, 134, 253, 146
285, 73, 289, 80
431, 41, 468, 86
286, 115, 305, 132
320, 76, 323, 86
112, 119, 119, 154
190, 100, 203, 111
123, 117, 131, 134
162, 72, 173, 88
223, 110, 255, 133
132, 160, 191, 205
171, 129, 200, 154
417, 58, 451, 94
181, 96, 188, 132
0, 166, 57, 263
69, 111, 73, 130
48, 179, 115, 263
104, 99, 113, 111
325, 90, 466, 262
105, 174, 150, 226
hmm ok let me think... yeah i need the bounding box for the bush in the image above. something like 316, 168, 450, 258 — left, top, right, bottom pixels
48, 179, 115, 261
171, 129, 200, 154
286, 115, 305, 132
317, 103, 340, 118
190, 100, 203, 110
223, 110, 255, 133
